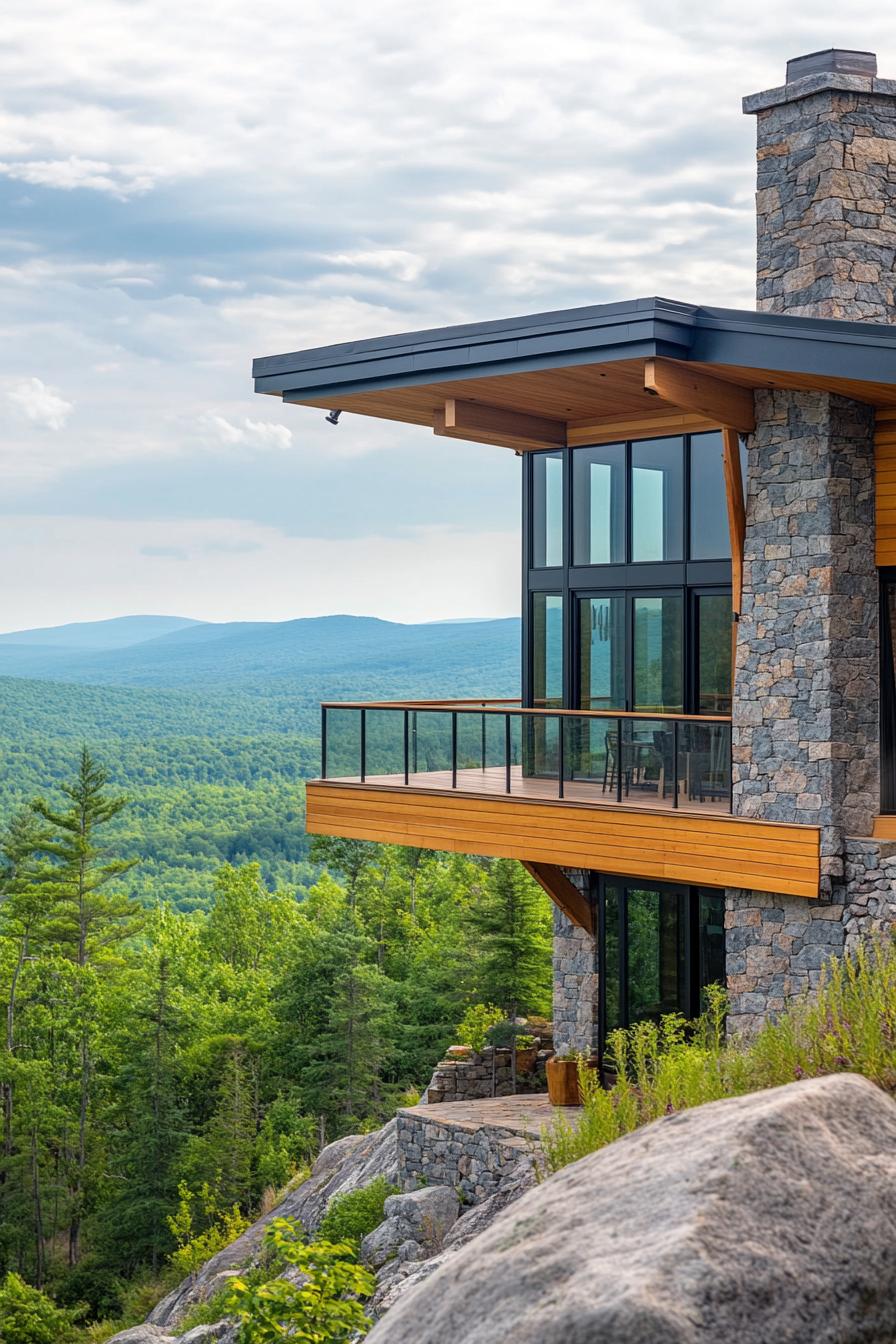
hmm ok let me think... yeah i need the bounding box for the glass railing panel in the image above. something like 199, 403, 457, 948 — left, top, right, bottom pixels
322, 707, 362, 780
407, 710, 452, 782
679, 719, 731, 811
563, 714, 612, 792
616, 718, 670, 805
364, 708, 406, 781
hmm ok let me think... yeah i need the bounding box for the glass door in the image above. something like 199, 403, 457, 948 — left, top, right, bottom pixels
602, 880, 688, 1037
632, 593, 683, 713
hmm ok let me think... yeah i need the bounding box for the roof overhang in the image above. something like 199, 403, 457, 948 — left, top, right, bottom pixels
253, 296, 896, 450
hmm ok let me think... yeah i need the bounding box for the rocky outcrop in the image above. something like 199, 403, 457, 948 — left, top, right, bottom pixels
368, 1074, 896, 1343
108, 1121, 398, 1341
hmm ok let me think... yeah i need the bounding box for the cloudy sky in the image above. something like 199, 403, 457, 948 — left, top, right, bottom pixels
2, 2, 894, 629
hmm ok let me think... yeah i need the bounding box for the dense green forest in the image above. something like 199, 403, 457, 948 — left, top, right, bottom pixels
0, 748, 551, 1336
0, 614, 520, 910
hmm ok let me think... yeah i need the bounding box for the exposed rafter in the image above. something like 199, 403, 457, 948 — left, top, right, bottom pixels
644, 357, 756, 432
521, 861, 594, 935
433, 399, 567, 452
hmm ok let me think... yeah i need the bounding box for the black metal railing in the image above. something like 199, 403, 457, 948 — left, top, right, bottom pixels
320, 700, 732, 814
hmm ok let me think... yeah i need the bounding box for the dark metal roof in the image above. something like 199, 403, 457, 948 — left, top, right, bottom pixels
253, 296, 896, 402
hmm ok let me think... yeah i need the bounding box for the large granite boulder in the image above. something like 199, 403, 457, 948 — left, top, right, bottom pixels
361, 1186, 460, 1269
369, 1074, 896, 1344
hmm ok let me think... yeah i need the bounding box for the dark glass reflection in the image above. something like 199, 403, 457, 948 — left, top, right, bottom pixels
573, 443, 626, 565
578, 596, 625, 710
697, 593, 733, 715
689, 431, 729, 560
604, 883, 621, 1034
631, 437, 684, 562
532, 593, 563, 709
627, 887, 687, 1025
532, 451, 563, 568
698, 889, 726, 997
633, 595, 683, 712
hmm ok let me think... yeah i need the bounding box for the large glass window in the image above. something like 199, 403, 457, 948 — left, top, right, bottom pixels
689, 431, 729, 560
599, 878, 726, 1050
532, 593, 563, 708
578, 596, 625, 710
696, 593, 733, 715
631, 437, 684, 562
573, 443, 626, 565
532, 450, 563, 568
633, 594, 683, 713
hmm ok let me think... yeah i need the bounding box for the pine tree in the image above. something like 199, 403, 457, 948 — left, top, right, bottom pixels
32, 748, 141, 1266
467, 860, 552, 1019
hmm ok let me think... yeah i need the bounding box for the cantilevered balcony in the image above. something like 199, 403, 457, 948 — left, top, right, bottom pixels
306, 700, 821, 900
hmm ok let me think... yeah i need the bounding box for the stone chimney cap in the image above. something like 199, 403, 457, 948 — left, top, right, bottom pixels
786, 49, 877, 82
744, 48, 896, 114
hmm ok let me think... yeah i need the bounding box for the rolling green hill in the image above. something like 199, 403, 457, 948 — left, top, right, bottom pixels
0, 613, 521, 909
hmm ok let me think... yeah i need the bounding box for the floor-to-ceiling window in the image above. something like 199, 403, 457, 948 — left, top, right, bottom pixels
525, 431, 739, 717
597, 876, 725, 1053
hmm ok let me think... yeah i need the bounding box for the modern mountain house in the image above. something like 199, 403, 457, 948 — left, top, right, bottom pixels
254, 50, 896, 1048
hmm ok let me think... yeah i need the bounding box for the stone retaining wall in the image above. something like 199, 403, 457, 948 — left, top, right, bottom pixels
422, 1048, 547, 1104
396, 1109, 535, 1204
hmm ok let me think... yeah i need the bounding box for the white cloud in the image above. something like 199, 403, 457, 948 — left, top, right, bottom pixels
193, 275, 246, 291
0, 516, 519, 627
7, 377, 73, 430
197, 413, 293, 452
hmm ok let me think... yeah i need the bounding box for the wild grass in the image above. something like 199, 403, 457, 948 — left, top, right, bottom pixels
542, 937, 896, 1174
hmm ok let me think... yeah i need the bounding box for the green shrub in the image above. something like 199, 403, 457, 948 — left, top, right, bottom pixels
543, 939, 896, 1175
0, 1273, 81, 1344
317, 1176, 399, 1247
456, 1003, 504, 1053
167, 1182, 250, 1280
226, 1219, 374, 1343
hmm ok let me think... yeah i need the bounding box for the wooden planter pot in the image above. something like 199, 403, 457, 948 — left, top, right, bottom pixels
546, 1056, 595, 1106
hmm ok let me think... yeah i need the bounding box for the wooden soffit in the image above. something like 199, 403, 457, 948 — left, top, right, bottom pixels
287, 356, 896, 454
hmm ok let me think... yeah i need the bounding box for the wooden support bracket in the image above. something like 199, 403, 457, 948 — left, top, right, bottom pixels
434, 399, 567, 452
521, 861, 594, 935
644, 358, 756, 433
722, 427, 746, 618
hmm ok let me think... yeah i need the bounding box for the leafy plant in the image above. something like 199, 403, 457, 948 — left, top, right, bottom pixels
226, 1219, 374, 1343
317, 1176, 399, 1247
515, 1033, 536, 1049
0, 1272, 81, 1344
543, 940, 896, 1175
166, 1182, 250, 1280
456, 1002, 504, 1053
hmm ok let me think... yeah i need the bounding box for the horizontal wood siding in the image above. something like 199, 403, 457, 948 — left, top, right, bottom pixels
306, 781, 821, 899
877, 410, 896, 566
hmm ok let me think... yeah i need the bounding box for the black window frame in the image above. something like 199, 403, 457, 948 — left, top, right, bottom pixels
592, 873, 725, 1063
522, 436, 733, 715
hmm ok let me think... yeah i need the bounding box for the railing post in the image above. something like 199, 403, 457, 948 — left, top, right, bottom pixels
360, 708, 367, 784
481, 710, 486, 771
672, 718, 679, 810
412, 712, 418, 775
505, 714, 512, 794
557, 715, 565, 800
403, 709, 409, 786
616, 718, 623, 803
321, 705, 328, 779
451, 711, 458, 789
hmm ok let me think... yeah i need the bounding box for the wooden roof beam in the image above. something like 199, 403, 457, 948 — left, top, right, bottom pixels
521, 861, 594, 935
645, 357, 756, 433
434, 398, 567, 452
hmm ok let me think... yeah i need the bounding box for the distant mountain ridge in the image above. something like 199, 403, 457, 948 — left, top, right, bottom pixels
0, 614, 202, 650
0, 613, 521, 696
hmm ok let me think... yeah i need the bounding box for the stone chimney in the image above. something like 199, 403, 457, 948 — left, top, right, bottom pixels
744, 49, 896, 322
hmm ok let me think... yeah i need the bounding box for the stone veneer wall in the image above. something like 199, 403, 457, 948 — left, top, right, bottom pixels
726, 387, 880, 1031
745, 67, 896, 321
552, 872, 598, 1055
396, 1109, 534, 1204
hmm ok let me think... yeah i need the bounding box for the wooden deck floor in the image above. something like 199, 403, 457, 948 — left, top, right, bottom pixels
327, 764, 730, 816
